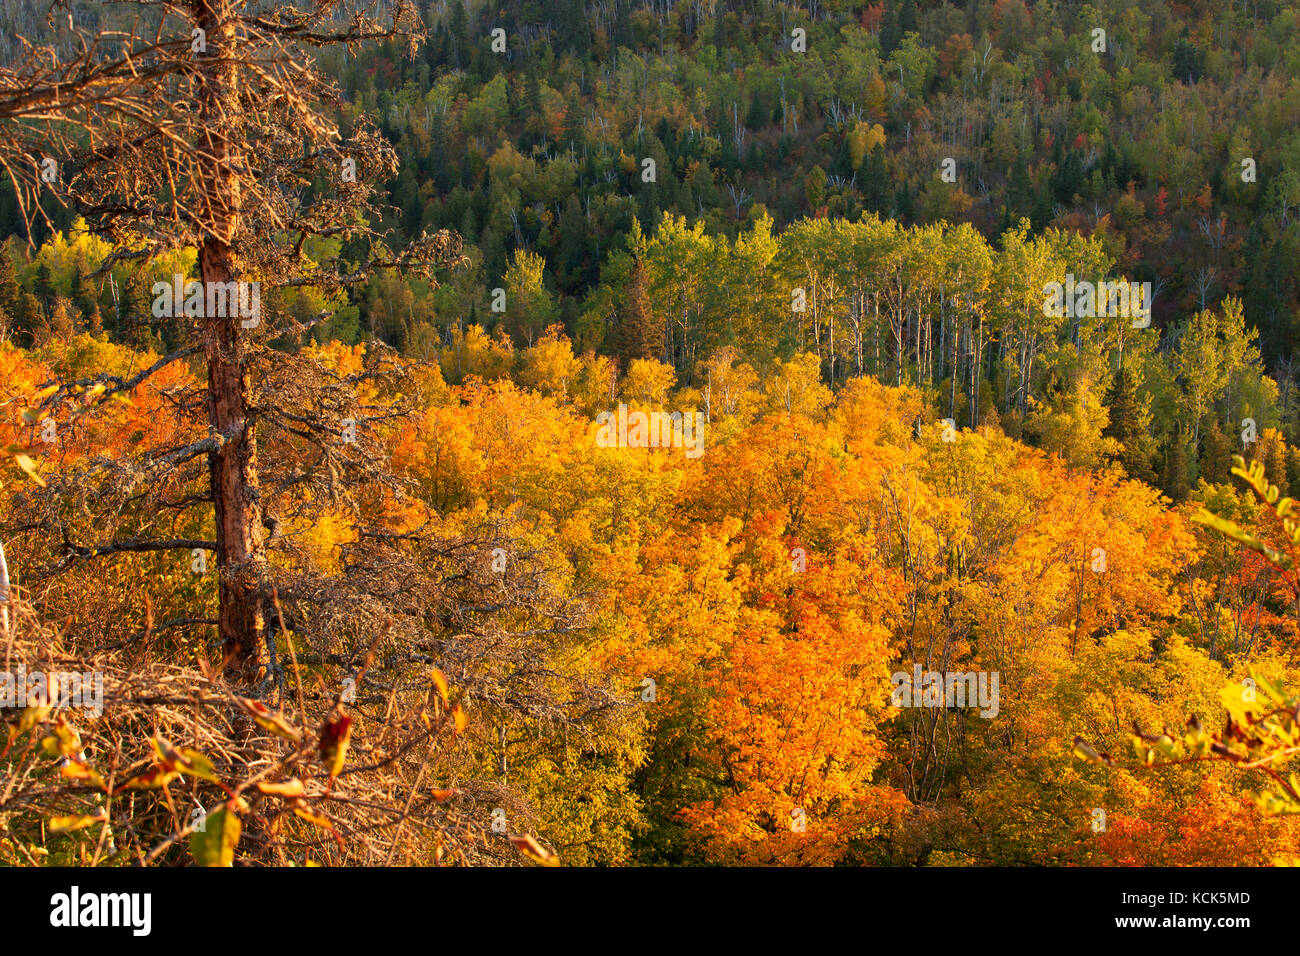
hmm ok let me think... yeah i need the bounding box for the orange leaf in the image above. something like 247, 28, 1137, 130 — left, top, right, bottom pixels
59, 761, 106, 790
508, 833, 560, 866
292, 804, 335, 830
114, 765, 179, 793
257, 779, 306, 798
236, 698, 302, 742
431, 668, 449, 705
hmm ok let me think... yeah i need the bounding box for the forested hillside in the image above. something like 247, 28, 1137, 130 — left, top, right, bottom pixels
2, 0, 1300, 869
6, 0, 1300, 497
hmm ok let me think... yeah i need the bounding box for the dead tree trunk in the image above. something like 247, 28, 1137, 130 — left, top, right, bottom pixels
195, 0, 267, 679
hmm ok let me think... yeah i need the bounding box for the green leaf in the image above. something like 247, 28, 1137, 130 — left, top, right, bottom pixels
190, 805, 240, 867
1153, 736, 1181, 759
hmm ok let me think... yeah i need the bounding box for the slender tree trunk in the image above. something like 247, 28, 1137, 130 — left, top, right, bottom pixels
938, 293, 946, 388
949, 318, 959, 420
828, 297, 836, 385
873, 297, 879, 376
0, 537, 10, 639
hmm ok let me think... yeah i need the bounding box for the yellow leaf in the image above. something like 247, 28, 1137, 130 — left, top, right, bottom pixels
1220, 682, 1262, 723
14, 453, 45, 488
17, 699, 52, 735
49, 810, 108, 834
40, 715, 80, 758
1071, 736, 1104, 764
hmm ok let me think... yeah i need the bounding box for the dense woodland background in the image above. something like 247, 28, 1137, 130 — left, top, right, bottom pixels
4, 0, 1300, 866
4, 0, 1300, 497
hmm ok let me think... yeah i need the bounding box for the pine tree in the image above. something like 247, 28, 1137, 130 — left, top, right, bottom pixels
562, 87, 586, 156
617, 257, 662, 365
1255, 428, 1291, 495
1199, 418, 1232, 485
1162, 437, 1192, 501
1288, 446, 1300, 496
33, 262, 55, 308
122, 278, 156, 350
1103, 364, 1157, 484
879, 4, 900, 54
555, 0, 589, 55
860, 144, 889, 213
805, 165, 827, 210
448, 0, 469, 70
521, 68, 545, 152
429, 110, 451, 194
48, 297, 76, 342
73, 261, 97, 319
12, 291, 45, 348
556, 194, 590, 293
898, 0, 918, 36
0, 238, 19, 309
